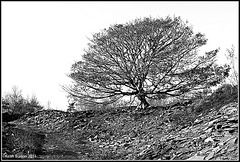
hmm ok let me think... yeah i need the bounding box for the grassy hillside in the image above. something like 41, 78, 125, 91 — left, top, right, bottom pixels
2, 84, 238, 160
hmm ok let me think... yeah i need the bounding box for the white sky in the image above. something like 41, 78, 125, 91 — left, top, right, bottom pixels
2, 1, 238, 111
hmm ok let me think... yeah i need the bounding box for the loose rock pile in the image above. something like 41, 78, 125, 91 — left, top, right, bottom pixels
2, 100, 238, 160
153, 102, 238, 160
12, 110, 69, 133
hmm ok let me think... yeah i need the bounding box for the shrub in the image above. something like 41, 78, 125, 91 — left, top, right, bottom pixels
2, 86, 43, 118
193, 83, 238, 114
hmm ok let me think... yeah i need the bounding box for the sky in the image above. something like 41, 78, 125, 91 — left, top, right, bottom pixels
2, 1, 238, 111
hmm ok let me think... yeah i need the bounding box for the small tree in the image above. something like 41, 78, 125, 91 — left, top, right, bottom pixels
46, 101, 52, 110
67, 99, 77, 112
2, 86, 43, 114
63, 16, 230, 109
3, 86, 25, 114
224, 45, 238, 85
25, 94, 43, 113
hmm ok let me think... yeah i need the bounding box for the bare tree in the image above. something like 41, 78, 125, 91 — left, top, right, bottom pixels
63, 16, 230, 109
3, 86, 25, 113
224, 45, 238, 85
46, 101, 52, 110
2, 86, 43, 114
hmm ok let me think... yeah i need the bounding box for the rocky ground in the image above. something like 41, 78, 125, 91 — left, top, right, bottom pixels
2, 86, 238, 160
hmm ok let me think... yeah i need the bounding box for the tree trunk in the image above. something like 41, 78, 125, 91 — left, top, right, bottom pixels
137, 94, 150, 109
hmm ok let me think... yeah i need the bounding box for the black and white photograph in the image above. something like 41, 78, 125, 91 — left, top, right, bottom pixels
2, 1, 238, 160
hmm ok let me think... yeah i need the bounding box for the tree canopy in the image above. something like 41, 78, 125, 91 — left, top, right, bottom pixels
63, 16, 230, 109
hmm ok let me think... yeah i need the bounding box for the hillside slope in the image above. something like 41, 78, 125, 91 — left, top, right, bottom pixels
2, 86, 238, 160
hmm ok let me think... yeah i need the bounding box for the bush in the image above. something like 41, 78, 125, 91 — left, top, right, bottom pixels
193, 83, 238, 114
2, 86, 43, 118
